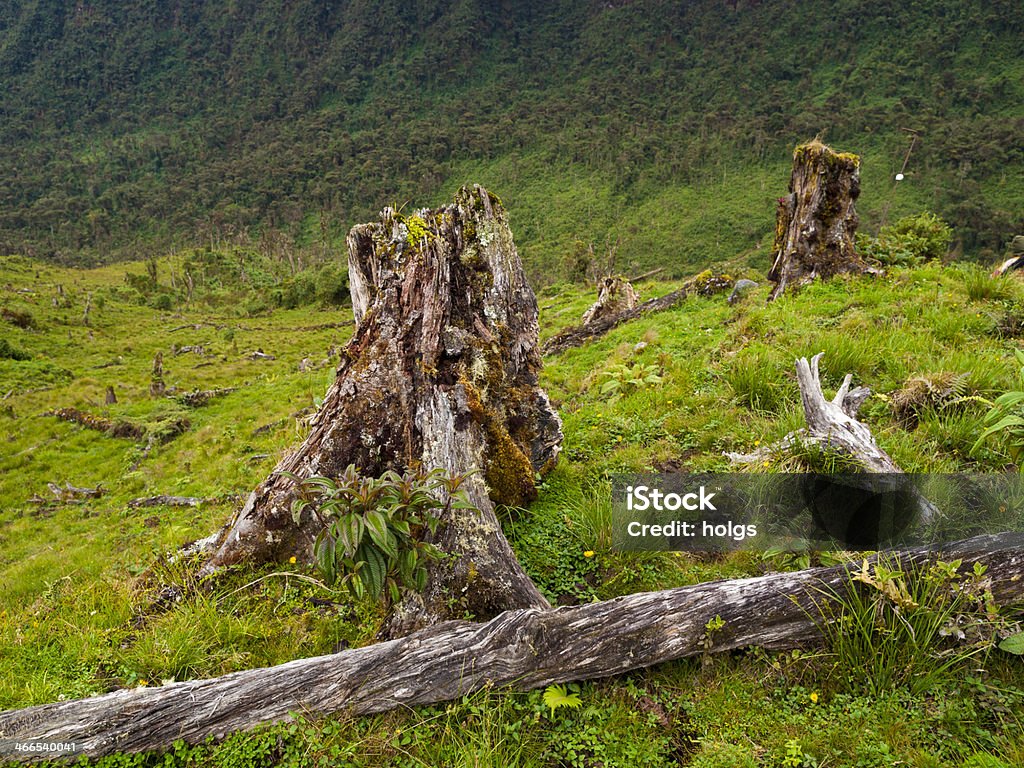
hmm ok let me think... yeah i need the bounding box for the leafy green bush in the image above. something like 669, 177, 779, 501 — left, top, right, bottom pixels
290, 465, 475, 601
313, 263, 348, 306
858, 212, 953, 266
151, 293, 174, 311
0, 337, 31, 360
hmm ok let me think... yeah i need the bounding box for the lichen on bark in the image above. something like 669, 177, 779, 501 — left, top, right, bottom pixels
768, 140, 875, 301
200, 184, 561, 637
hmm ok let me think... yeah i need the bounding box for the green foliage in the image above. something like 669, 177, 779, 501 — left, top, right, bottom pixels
819, 557, 1004, 696
599, 362, 663, 404
542, 683, 583, 716
961, 264, 1016, 302
999, 633, 1024, 655
4, 258, 1024, 766
150, 293, 173, 312
972, 349, 1024, 463
289, 465, 474, 601
724, 349, 788, 413
1, 2, 1022, 272
0, 337, 31, 361
858, 212, 953, 266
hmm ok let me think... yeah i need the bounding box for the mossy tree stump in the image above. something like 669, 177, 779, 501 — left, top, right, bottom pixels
768, 140, 873, 301
200, 185, 561, 637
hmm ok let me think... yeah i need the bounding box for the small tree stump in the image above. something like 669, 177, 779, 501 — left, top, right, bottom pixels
581, 276, 639, 325
768, 140, 873, 300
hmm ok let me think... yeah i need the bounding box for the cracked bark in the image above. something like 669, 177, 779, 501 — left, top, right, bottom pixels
2, 533, 1021, 762
197, 185, 560, 636
768, 140, 876, 301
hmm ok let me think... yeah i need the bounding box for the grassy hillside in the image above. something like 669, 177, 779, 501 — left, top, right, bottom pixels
1, 0, 1022, 277
1, 249, 1023, 766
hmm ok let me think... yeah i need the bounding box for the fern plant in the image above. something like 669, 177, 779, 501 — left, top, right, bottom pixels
542, 683, 583, 717
971, 349, 1024, 463
287, 465, 476, 601
599, 362, 663, 404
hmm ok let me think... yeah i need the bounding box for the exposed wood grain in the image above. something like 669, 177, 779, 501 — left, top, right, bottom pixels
2, 534, 1021, 763
199, 186, 561, 636
767, 140, 875, 301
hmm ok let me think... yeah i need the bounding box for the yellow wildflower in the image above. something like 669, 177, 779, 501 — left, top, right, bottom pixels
583, 551, 595, 558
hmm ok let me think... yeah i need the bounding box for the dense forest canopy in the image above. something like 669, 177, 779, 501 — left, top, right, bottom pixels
0, 0, 1021, 277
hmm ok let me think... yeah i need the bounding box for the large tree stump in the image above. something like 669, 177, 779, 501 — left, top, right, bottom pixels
768, 140, 873, 301
199, 186, 561, 636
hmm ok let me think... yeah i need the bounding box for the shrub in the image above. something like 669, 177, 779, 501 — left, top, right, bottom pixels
151, 293, 174, 311
1, 307, 36, 329
818, 557, 1002, 695
289, 465, 475, 601
314, 263, 348, 306
0, 337, 31, 360
858, 212, 953, 266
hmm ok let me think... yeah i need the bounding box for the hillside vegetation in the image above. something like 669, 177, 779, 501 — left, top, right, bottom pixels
1, 249, 1023, 765
1, 0, 1022, 278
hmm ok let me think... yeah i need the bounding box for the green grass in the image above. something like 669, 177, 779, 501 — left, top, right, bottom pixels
1, 252, 1023, 766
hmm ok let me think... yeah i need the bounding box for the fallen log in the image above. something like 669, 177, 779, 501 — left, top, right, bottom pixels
542, 270, 733, 356
543, 287, 688, 356
45, 408, 145, 440
1, 533, 1020, 763
127, 496, 203, 508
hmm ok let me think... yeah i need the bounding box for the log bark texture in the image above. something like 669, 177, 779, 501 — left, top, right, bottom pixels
768, 140, 873, 301
2, 533, 1021, 763
199, 185, 560, 635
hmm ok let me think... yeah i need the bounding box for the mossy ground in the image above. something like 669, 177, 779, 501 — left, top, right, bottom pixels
1, 252, 1023, 766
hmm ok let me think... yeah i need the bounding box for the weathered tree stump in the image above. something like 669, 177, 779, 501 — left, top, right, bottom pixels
580, 276, 639, 326
199, 186, 561, 636
728, 353, 940, 536
768, 140, 874, 301
149, 352, 165, 398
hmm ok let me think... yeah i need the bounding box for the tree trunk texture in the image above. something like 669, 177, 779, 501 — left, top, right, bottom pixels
198, 186, 561, 637
3, 533, 1021, 763
580, 276, 640, 326
768, 140, 873, 301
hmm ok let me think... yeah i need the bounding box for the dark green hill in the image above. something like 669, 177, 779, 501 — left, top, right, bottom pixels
1, 0, 1021, 278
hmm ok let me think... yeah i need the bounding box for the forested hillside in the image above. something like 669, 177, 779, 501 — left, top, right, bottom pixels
1, 0, 1022, 277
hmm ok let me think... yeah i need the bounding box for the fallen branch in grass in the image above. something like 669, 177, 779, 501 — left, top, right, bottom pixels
1, 533, 1020, 762
45, 408, 145, 440
542, 286, 690, 356
127, 496, 204, 508
542, 270, 733, 356
175, 388, 237, 407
